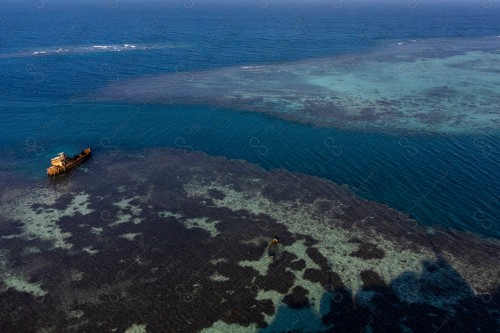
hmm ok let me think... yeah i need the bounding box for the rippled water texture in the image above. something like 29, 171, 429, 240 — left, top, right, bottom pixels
95, 37, 500, 134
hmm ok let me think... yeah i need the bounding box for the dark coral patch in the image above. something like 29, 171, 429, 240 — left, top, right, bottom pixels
254, 251, 299, 294
360, 269, 385, 288
348, 237, 362, 244
0, 218, 23, 238
260, 172, 337, 204
261, 183, 297, 203
316, 200, 333, 213
50, 193, 76, 210
295, 233, 318, 247
303, 268, 344, 289
207, 188, 225, 200
213, 209, 293, 250
306, 247, 330, 270
303, 268, 322, 284
283, 286, 311, 309
254, 270, 296, 294
289, 259, 306, 271
350, 242, 385, 260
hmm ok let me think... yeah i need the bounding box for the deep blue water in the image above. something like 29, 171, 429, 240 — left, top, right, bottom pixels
1, 1, 499, 238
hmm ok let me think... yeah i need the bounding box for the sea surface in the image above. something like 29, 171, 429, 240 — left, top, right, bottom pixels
0, 1, 499, 332
1, 0, 498, 238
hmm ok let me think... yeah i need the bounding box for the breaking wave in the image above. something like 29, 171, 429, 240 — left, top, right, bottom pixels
0, 42, 191, 59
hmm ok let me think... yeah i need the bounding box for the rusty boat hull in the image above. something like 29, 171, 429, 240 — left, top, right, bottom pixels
47, 148, 92, 176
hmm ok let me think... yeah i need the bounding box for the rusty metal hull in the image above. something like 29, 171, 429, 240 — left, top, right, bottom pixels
47, 148, 92, 176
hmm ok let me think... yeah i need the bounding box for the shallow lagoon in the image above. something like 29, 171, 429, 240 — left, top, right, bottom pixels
96, 37, 500, 134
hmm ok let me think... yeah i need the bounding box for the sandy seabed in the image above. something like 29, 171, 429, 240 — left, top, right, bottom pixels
94, 37, 500, 135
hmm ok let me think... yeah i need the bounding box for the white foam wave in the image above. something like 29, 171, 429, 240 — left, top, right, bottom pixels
30, 43, 146, 56
0, 43, 180, 59
240, 65, 263, 69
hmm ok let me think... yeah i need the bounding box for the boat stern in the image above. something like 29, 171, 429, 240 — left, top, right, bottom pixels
47, 166, 59, 176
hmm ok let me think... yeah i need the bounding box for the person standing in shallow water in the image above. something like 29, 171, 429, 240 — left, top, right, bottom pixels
268, 235, 283, 260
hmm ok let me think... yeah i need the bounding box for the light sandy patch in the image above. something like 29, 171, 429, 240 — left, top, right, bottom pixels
113, 197, 142, 215
159, 211, 220, 237
210, 258, 228, 265
110, 213, 133, 226
119, 233, 141, 241
22, 246, 41, 255
62, 192, 94, 216
239, 251, 272, 276
241, 236, 268, 246
110, 197, 143, 226
68, 309, 85, 319
3, 275, 47, 297
210, 272, 230, 282
1, 234, 21, 240
200, 321, 257, 333
0, 188, 94, 249
184, 217, 220, 237
159, 211, 183, 219
82, 246, 99, 255
71, 270, 84, 281
124, 323, 147, 333
91, 227, 103, 235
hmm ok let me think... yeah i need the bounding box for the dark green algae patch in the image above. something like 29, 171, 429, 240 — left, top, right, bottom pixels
0, 148, 499, 332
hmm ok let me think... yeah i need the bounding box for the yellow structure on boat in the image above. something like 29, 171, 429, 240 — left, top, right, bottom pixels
47, 148, 92, 176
